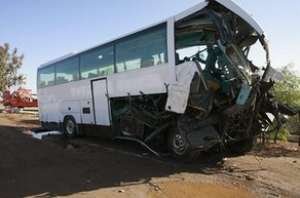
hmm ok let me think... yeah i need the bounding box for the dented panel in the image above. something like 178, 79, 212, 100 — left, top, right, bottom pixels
212, 0, 264, 35
166, 62, 199, 113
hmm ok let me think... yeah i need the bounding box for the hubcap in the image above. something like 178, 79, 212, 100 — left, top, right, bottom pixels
66, 120, 75, 135
173, 134, 186, 155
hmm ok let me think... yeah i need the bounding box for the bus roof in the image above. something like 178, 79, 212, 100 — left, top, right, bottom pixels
39, 0, 263, 69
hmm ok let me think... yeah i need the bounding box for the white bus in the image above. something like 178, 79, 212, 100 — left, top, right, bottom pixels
37, 0, 280, 159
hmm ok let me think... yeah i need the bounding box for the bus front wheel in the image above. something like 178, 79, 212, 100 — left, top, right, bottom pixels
167, 127, 192, 160
63, 116, 78, 138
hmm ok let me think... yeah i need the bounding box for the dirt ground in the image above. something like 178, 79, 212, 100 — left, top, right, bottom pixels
0, 113, 299, 198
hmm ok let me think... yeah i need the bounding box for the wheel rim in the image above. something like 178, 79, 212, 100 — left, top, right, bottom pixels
66, 120, 75, 135
172, 133, 186, 155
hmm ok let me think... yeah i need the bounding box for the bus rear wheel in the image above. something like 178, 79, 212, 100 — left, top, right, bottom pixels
63, 117, 78, 138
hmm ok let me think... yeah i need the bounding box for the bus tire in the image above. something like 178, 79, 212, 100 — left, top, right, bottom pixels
167, 127, 192, 160
63, 116, 78, 138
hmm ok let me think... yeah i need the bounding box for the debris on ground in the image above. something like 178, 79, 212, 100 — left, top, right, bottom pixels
31, 131, 62, 140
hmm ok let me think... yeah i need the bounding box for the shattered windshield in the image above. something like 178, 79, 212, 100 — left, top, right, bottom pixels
176, 42, 250, 84
243, 39, 269, 72
175, 8, 269, 86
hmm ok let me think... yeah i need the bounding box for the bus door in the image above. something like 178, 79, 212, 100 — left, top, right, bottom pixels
91, 79, 111, 126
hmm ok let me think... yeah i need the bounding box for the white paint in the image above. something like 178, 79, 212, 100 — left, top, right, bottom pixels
212, 0, 264, 35
167, 17, 176, 84
166, 62, 198, 114
38, 79, 92, 124
92, 79, 111, 126
174, 1, 209, 21
107, 64, 169, 98
174, 0, 263, 35
80, 100, 94, 124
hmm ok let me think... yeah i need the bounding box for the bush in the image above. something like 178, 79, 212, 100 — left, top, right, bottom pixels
269, 128, 290, 142
271, 64, 300, 139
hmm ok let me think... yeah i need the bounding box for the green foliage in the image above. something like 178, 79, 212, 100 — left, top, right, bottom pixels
272, 64, 300, 136
0, 43, 25, 94
269, 128, 290, 142
272, 64, 300, 108
285, 116, 300, 135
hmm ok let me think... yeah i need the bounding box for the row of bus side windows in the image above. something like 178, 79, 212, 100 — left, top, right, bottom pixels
38, 57, 80, 88
116, 26, 167, 72
80, 46, 114, 80
38, 25, 167, 88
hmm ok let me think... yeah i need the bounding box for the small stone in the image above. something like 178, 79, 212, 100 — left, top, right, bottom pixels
154, 187, 160, 191
118, 189, 125, 193
245, 175, 255, 181
228, 167, 234, 172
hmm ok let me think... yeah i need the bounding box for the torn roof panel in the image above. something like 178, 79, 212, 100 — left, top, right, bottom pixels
174, 0, 264, 36
174, 2, 209, 22
212, 0, 264, 35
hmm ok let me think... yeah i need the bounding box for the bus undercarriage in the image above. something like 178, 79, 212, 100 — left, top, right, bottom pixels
109, 2, 298, 160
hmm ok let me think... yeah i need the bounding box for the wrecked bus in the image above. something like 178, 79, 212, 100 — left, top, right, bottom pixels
37, 0, 297, 159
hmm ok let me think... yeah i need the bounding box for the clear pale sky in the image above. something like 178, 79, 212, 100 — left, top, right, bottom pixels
0, 0, 299, 92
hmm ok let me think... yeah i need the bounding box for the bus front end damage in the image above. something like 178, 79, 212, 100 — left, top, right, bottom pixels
112, 0, 298, 160
164, 0, 299, 159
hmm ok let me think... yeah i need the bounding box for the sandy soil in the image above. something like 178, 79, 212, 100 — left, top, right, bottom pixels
0, 113, 299, 198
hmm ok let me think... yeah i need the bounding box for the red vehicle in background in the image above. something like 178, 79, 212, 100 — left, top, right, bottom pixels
2, 88, 38, 108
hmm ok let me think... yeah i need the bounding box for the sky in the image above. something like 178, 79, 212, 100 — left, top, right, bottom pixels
0, 0, 299, 92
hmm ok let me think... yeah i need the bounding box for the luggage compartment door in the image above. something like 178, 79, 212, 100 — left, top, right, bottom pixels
91, 79, 111, 126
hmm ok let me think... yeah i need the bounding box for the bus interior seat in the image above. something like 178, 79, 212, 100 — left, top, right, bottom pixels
141, 56, 155, 68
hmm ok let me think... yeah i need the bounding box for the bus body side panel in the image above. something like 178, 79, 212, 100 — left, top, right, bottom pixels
91, 79, 111, 126
107, 63, 170, 98
38, 79, 93, 127
38, 63, 173, 129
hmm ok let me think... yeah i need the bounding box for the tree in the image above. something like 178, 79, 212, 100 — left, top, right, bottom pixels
272, 64, 300, 138
273, 64, 300, 108
0, 43, 25, 95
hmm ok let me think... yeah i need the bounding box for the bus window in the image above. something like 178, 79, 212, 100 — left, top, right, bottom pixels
175, 31, 215, 65
116, 25, 167, 73
56, 57, 79, 84
38, 65, 55, 88
80, 45, 114, 79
